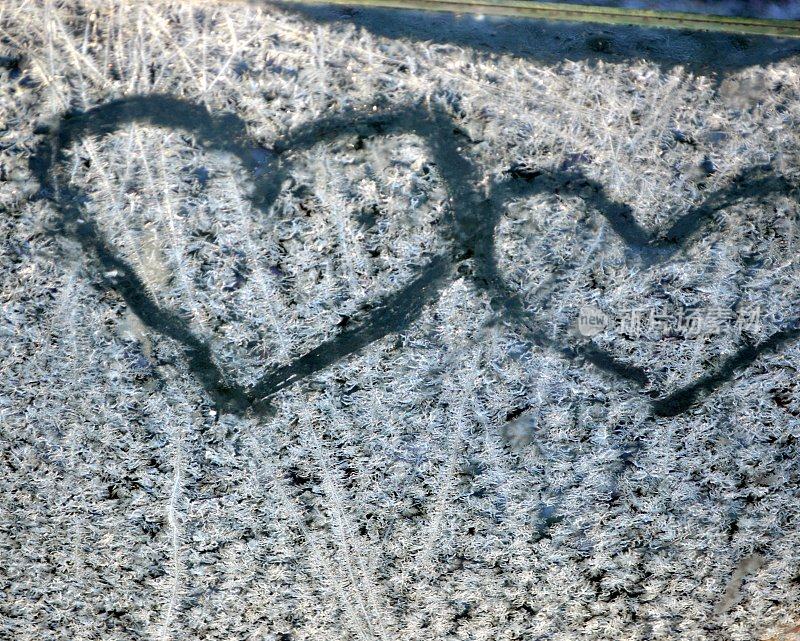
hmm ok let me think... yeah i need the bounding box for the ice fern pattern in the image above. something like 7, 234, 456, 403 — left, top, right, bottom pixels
2, 2, 800, 641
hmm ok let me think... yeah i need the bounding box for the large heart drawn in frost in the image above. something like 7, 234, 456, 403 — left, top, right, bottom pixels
30, 95, 799, 417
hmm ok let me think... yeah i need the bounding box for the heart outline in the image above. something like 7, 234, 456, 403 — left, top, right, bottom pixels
29, 95, 799, 418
